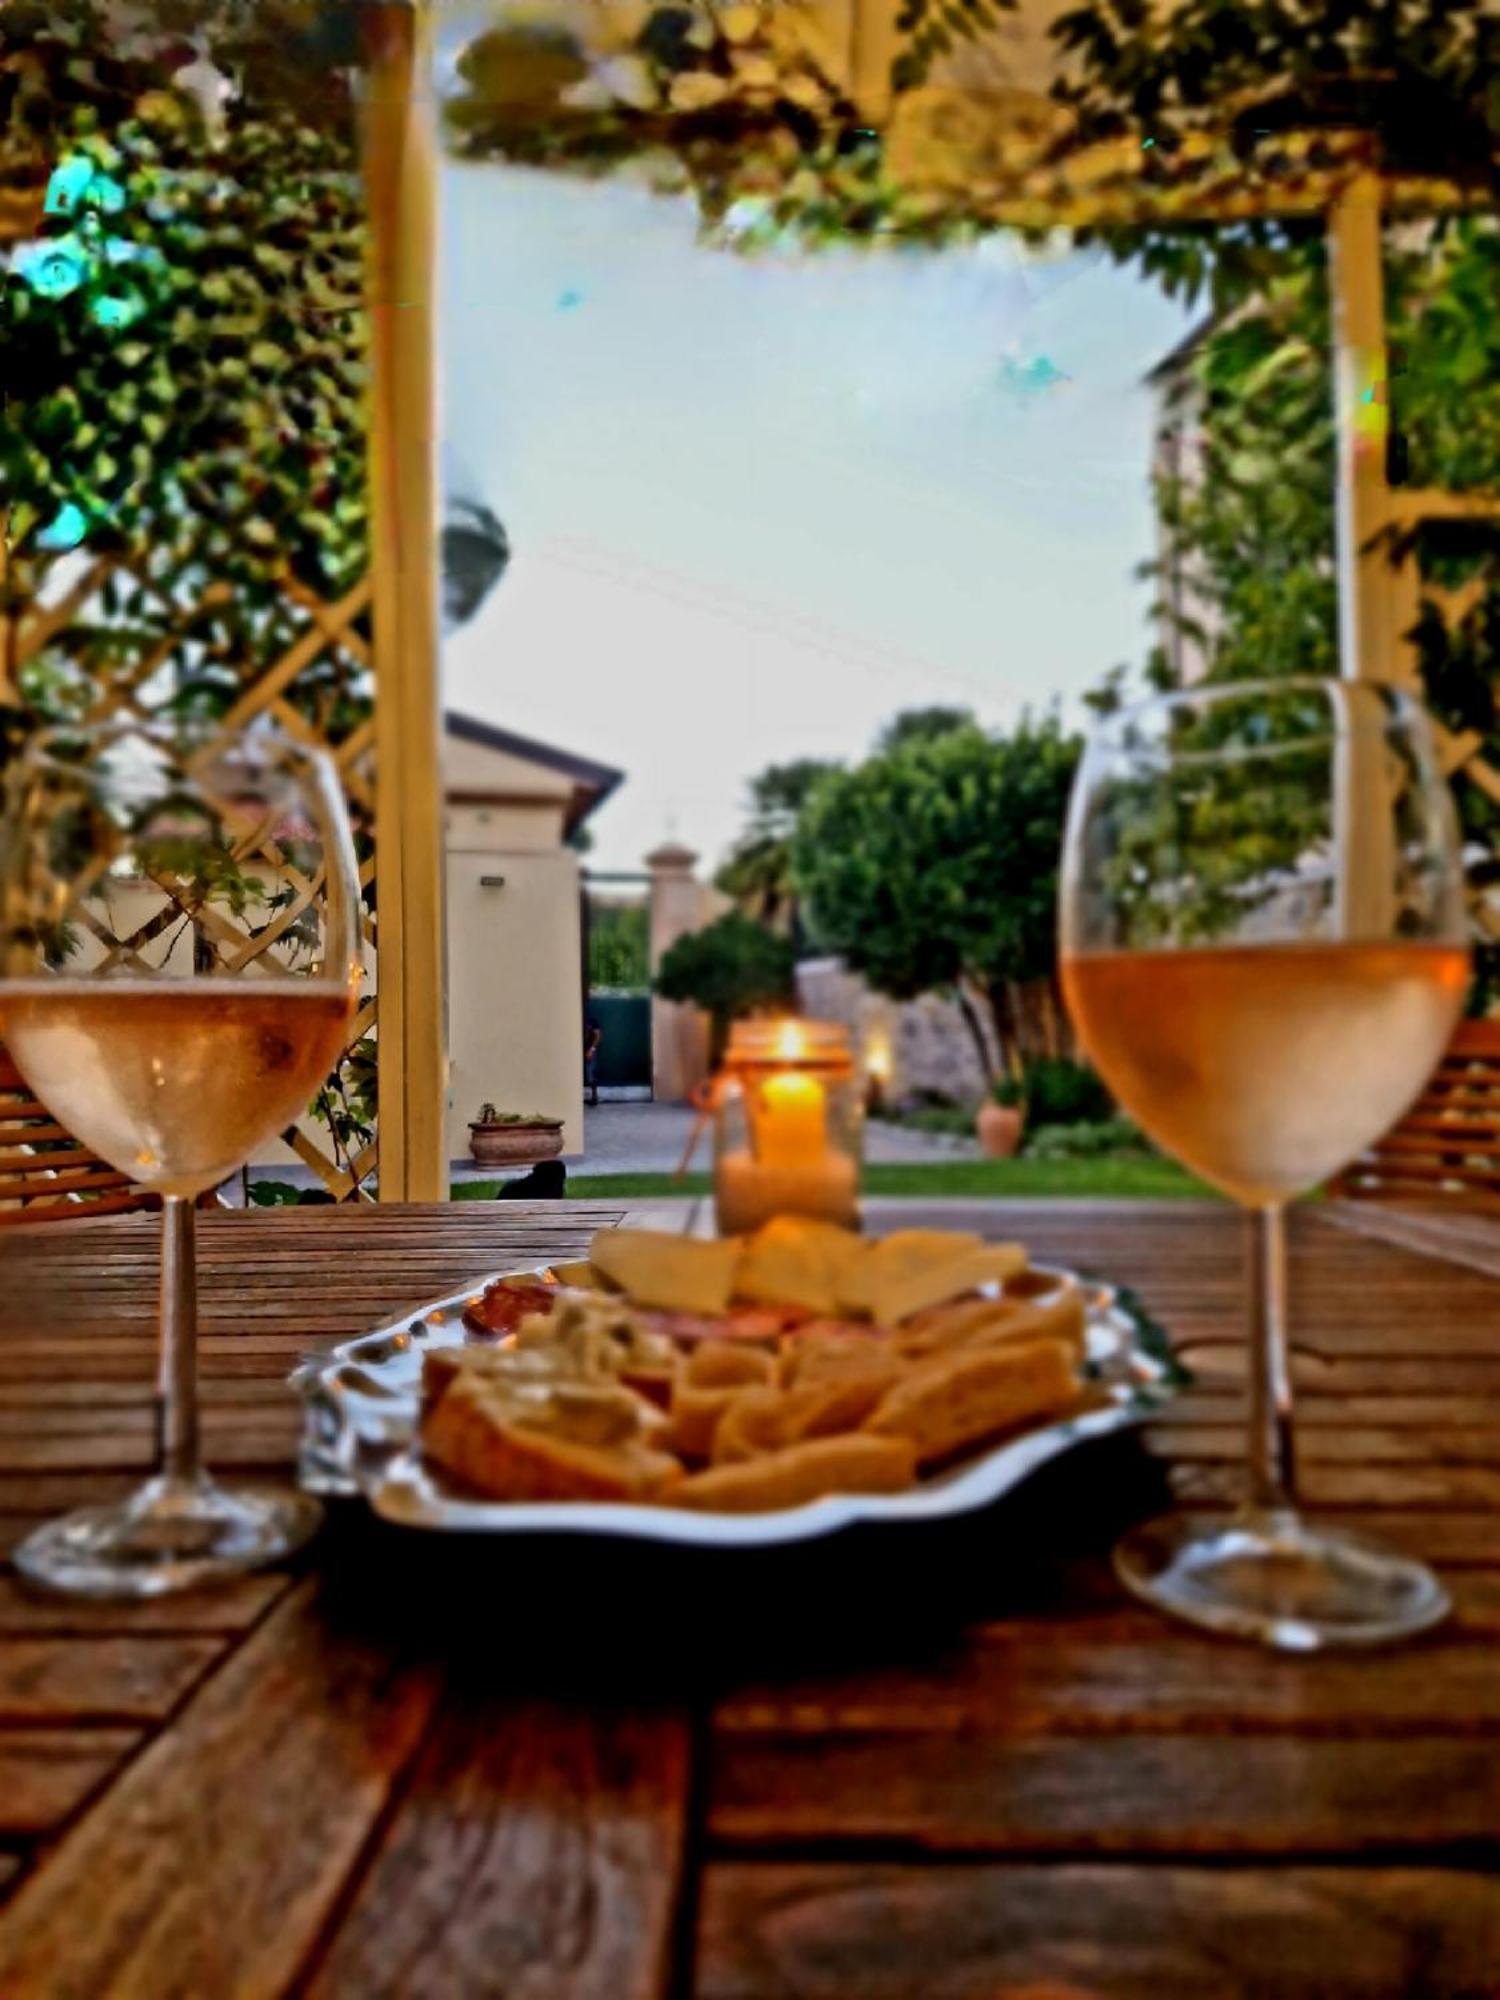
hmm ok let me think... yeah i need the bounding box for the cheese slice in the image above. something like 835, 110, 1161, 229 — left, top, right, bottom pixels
835, 1228, 984, 1317
589, 1229, 742, 1315
550, 1259, 609, 1291
735, 1216, 866, 1316
869, 1243, 1028, 1329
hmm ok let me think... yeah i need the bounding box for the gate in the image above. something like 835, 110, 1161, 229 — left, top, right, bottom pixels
588, 994, 653, 1093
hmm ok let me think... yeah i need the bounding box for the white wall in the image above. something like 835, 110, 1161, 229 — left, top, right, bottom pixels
445, 847, 585, 1159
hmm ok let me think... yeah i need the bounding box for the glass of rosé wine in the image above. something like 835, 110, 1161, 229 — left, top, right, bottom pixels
1061, 678, 1468, 1649
0, 720, 361, 1598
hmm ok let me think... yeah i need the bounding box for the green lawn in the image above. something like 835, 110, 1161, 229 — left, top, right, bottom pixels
454, 1155, 1216, 1202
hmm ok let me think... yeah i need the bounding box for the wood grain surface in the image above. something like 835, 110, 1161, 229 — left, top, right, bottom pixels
696, 1863, 1500, 2000
0, 1199, 1496, 1998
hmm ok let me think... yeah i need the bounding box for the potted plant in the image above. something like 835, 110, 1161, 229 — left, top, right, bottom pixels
467, 1104, 565, 1168
976, 1075, 1025, 1159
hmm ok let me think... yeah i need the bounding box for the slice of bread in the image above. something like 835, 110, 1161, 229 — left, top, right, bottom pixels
671, 1432, 917, 1513
712, 1370, 899, 1465
897, 1285, 1086, 1361
866, 1338, 1079, 1466
669, 1342, 777, 1459
423, 1380, 682, 1503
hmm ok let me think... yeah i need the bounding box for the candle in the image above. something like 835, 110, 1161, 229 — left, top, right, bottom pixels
715, 1147, 859, 1237
713, 1016, 863, 1237
756, 1069, 827, 1168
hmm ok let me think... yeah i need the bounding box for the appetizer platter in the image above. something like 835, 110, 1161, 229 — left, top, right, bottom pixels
293, 1218, 1184, 1547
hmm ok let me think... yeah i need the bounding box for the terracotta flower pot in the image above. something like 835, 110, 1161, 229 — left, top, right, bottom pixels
976, 1101, 1024, 1159
468, 1121, 564, 1167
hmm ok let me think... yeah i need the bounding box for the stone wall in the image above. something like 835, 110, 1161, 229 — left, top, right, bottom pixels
795, 957, 996, 1108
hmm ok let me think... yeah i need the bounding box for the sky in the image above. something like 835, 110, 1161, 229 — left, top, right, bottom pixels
440, 158, 1196, 874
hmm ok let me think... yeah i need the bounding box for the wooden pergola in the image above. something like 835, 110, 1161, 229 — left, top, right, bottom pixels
360, 2, 446, 1200
9, 1, 1494, 1205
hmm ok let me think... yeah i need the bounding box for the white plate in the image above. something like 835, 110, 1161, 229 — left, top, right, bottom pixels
292, 1264, 1184, 1549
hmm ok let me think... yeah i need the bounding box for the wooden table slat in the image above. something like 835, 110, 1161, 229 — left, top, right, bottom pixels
306, 1698, 691, 2000
696, 1862, 1500, 2000
0, 1727, 141, 1837
1, 1198, 1499, 1998
708, 1731, 1500, 1855
0, 1578, 442, 1999
0, 1634, 224, 1724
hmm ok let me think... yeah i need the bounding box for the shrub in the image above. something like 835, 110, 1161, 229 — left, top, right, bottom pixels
1023, 1117, 1147, 1160
1016, 1057, 1114, 1129
888, 1105, 975, 1138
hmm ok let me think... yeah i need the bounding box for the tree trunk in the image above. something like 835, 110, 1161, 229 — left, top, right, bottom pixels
1044, 975, 1075, 1059
954, 980, 997, 1088
984, 979, 1020, 1080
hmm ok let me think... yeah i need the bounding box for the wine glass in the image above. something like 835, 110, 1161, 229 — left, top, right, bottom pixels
1060, 678, 1468, 1650
0, 719, 361, 1597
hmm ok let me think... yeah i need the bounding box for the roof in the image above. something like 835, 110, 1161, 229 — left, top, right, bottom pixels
444, 711, 624, 835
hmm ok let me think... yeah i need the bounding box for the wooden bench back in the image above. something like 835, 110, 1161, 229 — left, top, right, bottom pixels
1334, 1019, 1500, 1205
0, 1047, 155, 1225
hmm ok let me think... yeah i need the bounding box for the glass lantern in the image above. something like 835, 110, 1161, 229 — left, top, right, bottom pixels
713, 1019, 863, 1238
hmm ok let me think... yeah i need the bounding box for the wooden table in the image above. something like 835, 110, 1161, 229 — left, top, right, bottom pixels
0, 1198, 1497, 1998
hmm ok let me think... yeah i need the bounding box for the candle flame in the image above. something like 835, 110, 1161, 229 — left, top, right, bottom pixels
775, 1020, 806, 1063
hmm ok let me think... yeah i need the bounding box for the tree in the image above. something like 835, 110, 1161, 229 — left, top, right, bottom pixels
793, 716, 1081, 1081
714, 758, 838, 939
588, 901, 649, 990
654, 911, 796, 1063
1, 0, 370, 736
875, 706, 976, 754
1138, 218, 1500, 997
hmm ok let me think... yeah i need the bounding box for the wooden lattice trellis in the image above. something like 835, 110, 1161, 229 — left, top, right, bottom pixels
0, 535, 382, 1202
1, 0, 448, 1206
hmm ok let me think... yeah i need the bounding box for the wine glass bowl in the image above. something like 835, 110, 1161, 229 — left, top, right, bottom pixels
0, 719, 360, 1597
1061, 679, 1467, 1649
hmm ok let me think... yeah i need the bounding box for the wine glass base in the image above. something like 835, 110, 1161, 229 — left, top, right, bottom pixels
1114, 1509, 1451, 1651
13, 1473, 323, 1601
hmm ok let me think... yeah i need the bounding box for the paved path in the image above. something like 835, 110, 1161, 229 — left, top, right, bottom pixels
452, 1100, 980, 1182
242, 1102, 979, 1201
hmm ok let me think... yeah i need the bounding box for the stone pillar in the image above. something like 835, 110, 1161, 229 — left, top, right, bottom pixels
647, 843, 711, 1103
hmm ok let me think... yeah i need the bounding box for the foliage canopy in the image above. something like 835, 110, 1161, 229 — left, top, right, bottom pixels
654, 909, 797, 1061
793, 715, 1080, 1077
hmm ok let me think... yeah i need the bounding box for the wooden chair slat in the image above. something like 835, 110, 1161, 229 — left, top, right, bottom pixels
0, 1190, 157, 1228
0, 1127, 74, 1151
1334, 1021, 1500, 1205
0, 1044, 154, 1223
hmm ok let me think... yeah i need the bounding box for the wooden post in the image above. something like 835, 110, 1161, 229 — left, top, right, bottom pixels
360, 0, 449, 1201
1327, 173, 1399, 936
1328, 171, 1403, 688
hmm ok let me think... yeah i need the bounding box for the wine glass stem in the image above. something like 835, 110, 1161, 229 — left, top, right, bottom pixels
158, 1196, 201, 1488
1246, 1203, 1297, 1517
